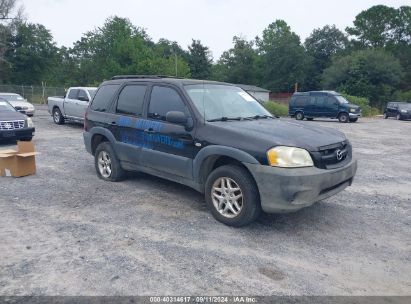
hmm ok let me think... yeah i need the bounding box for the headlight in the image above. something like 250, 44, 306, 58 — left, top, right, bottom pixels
267, 146, 314, 168
400, 109, 407, 113
350, 108, 356, 113
26, 117, 34, 128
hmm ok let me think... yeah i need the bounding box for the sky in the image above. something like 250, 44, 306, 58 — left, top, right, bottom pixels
20, 0, 411, 59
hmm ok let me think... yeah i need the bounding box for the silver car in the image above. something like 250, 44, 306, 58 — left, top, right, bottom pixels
0, 93, 35, 116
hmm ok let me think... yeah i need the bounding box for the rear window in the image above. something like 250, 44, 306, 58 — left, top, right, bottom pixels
292, 96, 309, 107
68, 89, 79, 99
91, 85, 120, 112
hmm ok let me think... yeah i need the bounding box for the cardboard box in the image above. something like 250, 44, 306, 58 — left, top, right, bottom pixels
0, 141, 39, 177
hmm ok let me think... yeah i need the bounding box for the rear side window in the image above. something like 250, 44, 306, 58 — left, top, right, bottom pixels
68, 89, 79, 99
91, 85, 120, 112
294, 96, 308, 107
116, 85, 147, 116
148, 86, 188, 121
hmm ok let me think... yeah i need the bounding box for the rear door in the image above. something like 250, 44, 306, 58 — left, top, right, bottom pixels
64, 89, 79, 117
73, 89, 90, 119
111, 84, 148, 165
140, 84, 195, 178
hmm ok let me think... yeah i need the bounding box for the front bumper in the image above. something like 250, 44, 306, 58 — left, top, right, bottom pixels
349, 113, 361, 118
244, 159, 357, 213
0, 127, 35, 140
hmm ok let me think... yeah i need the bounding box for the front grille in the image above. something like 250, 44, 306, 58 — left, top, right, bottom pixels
311, 141, 352, 169
0, 120, 25, 130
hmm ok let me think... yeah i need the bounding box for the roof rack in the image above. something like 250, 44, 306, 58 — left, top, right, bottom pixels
111, 75, 181, 80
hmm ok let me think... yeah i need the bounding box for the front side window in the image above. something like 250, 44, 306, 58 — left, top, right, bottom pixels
184, 84, 271, 121
78, 90, 88, 101
91, 85, 120, 112
148, 86, 188, 121
116, 85, 147, 116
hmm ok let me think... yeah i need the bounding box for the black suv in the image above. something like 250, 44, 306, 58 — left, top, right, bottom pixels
384, 102, 411, 120
83, 76, 357, 226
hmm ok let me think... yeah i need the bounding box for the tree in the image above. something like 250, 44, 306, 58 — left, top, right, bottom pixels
304, 25, 348, 89
256, 20, 309, 92
71, 16, 190, 85
214, 36, 258, 84
322, 49, 403, 107
187, 39, 212, 79
0, 0, 24, 83
346, 5, 401, 47
4, 22, 58, 84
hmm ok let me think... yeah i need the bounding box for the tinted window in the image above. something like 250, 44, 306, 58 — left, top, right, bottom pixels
296, 96, 309, 106
116, 85, 147, 116
90, 85, 120, 112
68, 89, 79, 99
148, 86, 188, 121
315, 96, 326, 106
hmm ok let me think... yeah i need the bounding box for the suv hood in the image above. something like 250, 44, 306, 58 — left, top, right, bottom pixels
206, 118, 346, 152
0, 110, 27, 121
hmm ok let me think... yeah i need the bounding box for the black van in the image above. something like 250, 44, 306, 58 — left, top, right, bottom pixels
289, 91, 361, 123
384, 102, 411, 120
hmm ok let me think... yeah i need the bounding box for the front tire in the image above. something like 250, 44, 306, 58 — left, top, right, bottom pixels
94, 142, 125, 182
205, 165, 261, 227
306, 118, 314, 121
396, 113, 402, 120
338, 113, 349, 123
52, 107, 65, 125
295, 112, 304, 120
349, 118, 358, 123
383, 112, 388, 119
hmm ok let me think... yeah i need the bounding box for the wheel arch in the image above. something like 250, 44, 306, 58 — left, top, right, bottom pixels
193, 146, 259, 190
89, 127, 117, 155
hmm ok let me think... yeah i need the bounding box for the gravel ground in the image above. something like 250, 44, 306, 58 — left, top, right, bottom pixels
0, 106, 410, 296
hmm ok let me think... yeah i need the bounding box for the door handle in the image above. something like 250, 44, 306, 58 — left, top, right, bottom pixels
144, 128, 156, 134
110, 121, 117, 125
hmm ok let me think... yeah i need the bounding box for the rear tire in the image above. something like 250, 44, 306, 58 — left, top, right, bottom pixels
338, 113, 349, 123
52, 107, 65, 125
94, 142, 125, 182
205, 165, 261, 227
295, 112, 304, 120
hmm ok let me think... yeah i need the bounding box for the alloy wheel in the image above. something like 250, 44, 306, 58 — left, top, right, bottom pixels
211, 177, 243, 218
98, 151, 112, 178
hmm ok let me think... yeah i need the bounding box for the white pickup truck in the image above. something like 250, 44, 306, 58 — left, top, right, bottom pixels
48, 87, 97, 125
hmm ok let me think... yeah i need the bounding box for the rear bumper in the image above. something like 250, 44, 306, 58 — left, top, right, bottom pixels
244, 159, 357, 213
0, 127, 35, 140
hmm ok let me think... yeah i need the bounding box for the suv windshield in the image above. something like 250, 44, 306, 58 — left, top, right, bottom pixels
184, 84, 272, 121
0, 100, 16, 111
335, 96, 349, 104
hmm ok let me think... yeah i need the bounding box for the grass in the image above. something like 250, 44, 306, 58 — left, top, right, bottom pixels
263, 101, 289, 117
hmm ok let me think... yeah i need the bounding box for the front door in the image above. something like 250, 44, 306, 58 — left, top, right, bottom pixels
140, 85, 195, 179
64, 89, 79, 117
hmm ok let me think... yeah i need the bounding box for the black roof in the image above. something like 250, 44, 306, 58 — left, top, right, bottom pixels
105, 75, 233, 87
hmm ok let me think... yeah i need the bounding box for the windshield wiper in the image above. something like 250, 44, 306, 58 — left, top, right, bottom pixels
207, 117, 244, 122
246, 114, 275, 120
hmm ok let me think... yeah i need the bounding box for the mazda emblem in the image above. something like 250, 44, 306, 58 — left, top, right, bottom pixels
336, 149, 343, 161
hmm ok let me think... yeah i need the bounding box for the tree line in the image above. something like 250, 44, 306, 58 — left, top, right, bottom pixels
0, 1, 410, 108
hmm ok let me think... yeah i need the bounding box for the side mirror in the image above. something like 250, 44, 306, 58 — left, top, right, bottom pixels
166, 111, 188, 125
78, 96, 89, 102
